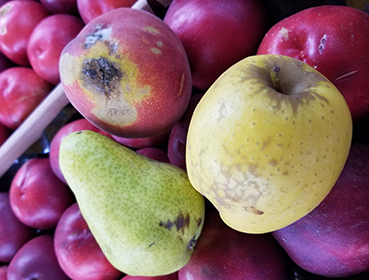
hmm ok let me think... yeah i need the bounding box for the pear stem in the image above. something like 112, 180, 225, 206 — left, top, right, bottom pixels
271, 65, 283, 93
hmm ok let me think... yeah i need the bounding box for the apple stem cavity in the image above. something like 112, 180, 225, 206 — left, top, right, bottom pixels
270, 65, 284, 94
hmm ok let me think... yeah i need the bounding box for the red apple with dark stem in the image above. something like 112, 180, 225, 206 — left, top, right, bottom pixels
164, 0, 271, 90
27, 14, 85, 85
0, 67, 53, 130
257, 5, 369, 124
77, 0, 136, 24
178, 209, 289, 280
7, 235, 70, 280
60, 8, 192, 138
272, 142, 369, 278
49, 118, 113, 184
0, 0, 49, 66
54, 202, 123, 280
9, 157, 75, 230
0, 192, 36, 263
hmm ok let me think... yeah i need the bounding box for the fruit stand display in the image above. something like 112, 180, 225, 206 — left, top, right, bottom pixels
1, 0, 369, 279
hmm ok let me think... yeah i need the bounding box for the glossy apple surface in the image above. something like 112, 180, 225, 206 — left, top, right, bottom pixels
7, 235, 70, 280
178, 209, 288, 280
49, 118, 113, 183
164, 0, 270, 90
77, 0, 136, 24
273, 142, 369, 278
54, 203, 123, 280
0, 67, 52, 130
0, 192, 35, 263
27, 14, 85, 85
0, 1, 49, 66
186, 54, 352, 233
9, 157, 75, 230
257, 5, 369, 123
60, 8, 192, 138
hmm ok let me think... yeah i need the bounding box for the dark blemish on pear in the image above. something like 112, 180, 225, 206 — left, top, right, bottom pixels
148, 242, 155, 248
81, 57, 123, 99
159, 212, 190, 233
76, 131, 83, 134
244, 205, 264, 215
187, 235, 197, 250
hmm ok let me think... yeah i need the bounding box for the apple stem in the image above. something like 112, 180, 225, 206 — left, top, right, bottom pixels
271, 65, 283, 93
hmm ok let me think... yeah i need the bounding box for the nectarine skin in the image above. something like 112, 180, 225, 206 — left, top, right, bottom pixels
60, 8, 192, 138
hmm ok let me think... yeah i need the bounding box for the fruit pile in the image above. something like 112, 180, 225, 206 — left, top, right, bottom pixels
1, 0, 369, 279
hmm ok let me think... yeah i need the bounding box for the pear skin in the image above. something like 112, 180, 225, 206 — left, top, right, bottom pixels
59, 130, 205, 276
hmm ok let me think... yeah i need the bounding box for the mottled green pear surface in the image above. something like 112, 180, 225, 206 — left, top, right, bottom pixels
59, 130, 205, 276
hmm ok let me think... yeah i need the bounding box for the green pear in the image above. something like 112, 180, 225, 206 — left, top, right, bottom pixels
59, 130, 205, 276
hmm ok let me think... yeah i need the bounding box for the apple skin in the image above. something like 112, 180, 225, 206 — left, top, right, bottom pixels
54, 202, 123, 280
60, 8, 192, 138
257, 5, 369, 123
0, 67, 53, 130
0, 192, 36, 263
39, 0, 79, 15
272, 142, 369, 278
121, 272, 178, 280
9, 157, 75, 230
27, 14, 85, 85
77, 0, 136, 24
0, 0, 49, 66
0, 121, 11, 147
186, 54, 353, 234
49, 118, 113, 184
136, 147, 169, 163
178, 209, 288, 280
112, 130, 170, 150
167, 93, 203, 170
7, 234, 70, 280
0, 265, 7, 280
163, 0, 270, 91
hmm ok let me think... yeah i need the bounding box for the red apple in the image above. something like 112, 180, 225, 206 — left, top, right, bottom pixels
59, 8, 192, 138
39, 0, 79, 15
0, 0, 49, 66
257, 5, 369, 123
112, 130, 170, 149
77, 0, 136, 24
49, 118, 113, 184
27, 14, 85, 85
0, 121, 11, 146
54, 202, 123, 280
0, 192, 36, 263
7, 234, 70, 280
9, 157, 75, 230
0, 50, 13, 73
136, 147, 169, 163
0, 67, 53, 130
0, 265, 7, 280
272, 142, 369, 278
121, 272, 178, 280
178, 209, 289, 280
163, 0, 270, 90
167, 93, 203, 170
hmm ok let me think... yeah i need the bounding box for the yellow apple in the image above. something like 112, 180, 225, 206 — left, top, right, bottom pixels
186, 54, 352, 234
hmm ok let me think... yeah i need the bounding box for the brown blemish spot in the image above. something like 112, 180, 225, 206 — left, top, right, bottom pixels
269, 159, 277, 166
244, 205, 264, 215
81, 57, 123, 99
159, 212, 190, 234
187, 235, 197, 250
